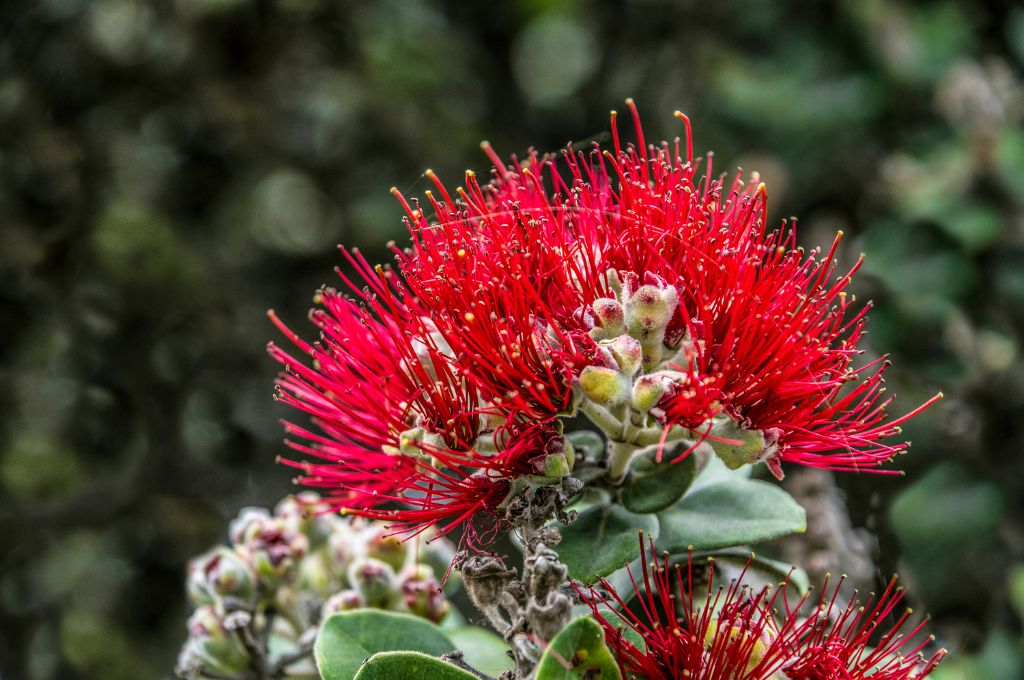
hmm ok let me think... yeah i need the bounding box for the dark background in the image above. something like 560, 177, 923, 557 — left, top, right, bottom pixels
1, 0, 1022, 677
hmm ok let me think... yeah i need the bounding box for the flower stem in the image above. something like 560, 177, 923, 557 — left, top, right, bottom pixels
606, 438, 637, 485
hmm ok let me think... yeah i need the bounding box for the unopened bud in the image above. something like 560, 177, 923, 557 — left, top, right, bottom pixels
321, 589, 365, 618
705, 611, 779, 673
328, 523, 362, 581
590, 298, 627, 338
365, 527, 409, 572
631, 373, 671, 413
621, 274, 680, 370
382, 426, 425, 457
228, 507, 272, 545
274, 492, 332, 545
605, 335, 643, 376
297, 551, 337, 598
533, 434, 575, 481
579, 365, 630, 407
399, 566, 449, 623
244, 519, 309, 587
625, 284, 677, 332
187, 547, 255, 604
184, 605, 250, 675
348, 557, 398, 607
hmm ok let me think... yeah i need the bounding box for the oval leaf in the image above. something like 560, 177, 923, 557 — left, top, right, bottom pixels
315, 610, 455, 680
621, 449, 696, 513
656, 478, 805, 553
558, 504, 658, 584
535, 616, 622, 680
353, 651, 477, 680
447, 626, 513, 675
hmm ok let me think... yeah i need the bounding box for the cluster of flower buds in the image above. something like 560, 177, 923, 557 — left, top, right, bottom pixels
176, 492, 454, 679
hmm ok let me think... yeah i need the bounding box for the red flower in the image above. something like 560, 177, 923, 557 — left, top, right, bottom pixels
268, 249, 569, 547
580, 102, 941, 476
390, 159, 603, 421
578, 538, 946, 679
270, 101, 940, 535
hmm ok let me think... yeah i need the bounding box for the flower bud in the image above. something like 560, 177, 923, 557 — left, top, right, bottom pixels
621, 273, 680, 370
364, 527, 409, 572
297, 550, 337, 598
348, 557, 398, 607
183, 605, 250, 675
243, 518, 309, 588
382, 426, 425, 457
590, 297, 626, 338
631, 373, 671, 413
533, 433, 574, 481
399, 565, 449, 623
625, 284, 677, 331
187, 547, 256, 604
328, 523, 362, 584
274, 492, 332, 545
321, 589, 365, 618
228, 507, 272, 545
579, 365, 630, 407
604, 335, 643, 376
704, 607, 780, 674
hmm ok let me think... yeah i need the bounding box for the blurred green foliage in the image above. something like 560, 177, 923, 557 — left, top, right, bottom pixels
1, 0, 1022, 677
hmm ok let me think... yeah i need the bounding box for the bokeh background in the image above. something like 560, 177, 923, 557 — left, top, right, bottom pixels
2, 0, 1023, 677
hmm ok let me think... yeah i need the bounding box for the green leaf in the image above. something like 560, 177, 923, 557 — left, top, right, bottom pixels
447, 627, 513, 675
687, 451, 752, 493
656, 479, 805, 553
558, 504, 659, 585
597, 558, 643, 606
352, 651, 477, 680
566, 430, 605, 458
315, 610, 455, 680
621, 448, 696, 513
535, 616, 622, 680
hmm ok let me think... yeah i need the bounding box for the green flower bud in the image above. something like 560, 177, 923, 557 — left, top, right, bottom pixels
631, 373, 669, 413
704, 613, 781, 676
621, 273, 681, 370
328, 524, 362, 585
297, 551, 337, 598
604, 335, 643, 376
348, 557, 398, 607
274, 491, 333, 546
579, 365, 630, 407
187, 547, 256, 604
533, 434, 575, 481
183, 605, 250, 675
228, 507, 272, 545
623, 278, 679, 335
365, 527, 409, 572
242, 519, 309, 589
